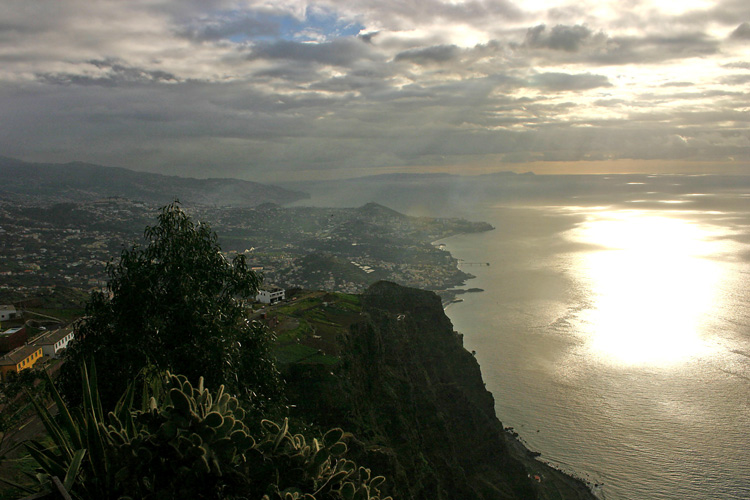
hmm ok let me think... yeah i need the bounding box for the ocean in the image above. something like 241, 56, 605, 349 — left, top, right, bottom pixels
290, 173, 750, 500
439, 198, 750, 499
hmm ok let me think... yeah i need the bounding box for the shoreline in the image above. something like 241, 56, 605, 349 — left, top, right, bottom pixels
503, 427, 603, 499
436, 230, 599, 499
433, 230, 485, 309
439, 287, 484, 309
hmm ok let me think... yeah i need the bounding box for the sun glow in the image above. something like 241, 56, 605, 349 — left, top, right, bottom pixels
570, 211, 726, 365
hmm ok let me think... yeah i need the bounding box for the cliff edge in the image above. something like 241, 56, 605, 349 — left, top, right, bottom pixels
285, 281, 596, 500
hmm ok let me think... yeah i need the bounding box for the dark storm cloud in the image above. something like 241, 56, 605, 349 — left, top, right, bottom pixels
394, 45, 461, 64
722, 61, 750, 69
524, 24, 595, 52
677, 0, 750, 26
515, 26, 721, 66
660, 81, 694, 88
730, 22, 750, 40
1, 0, 749, 178
248, 38, 374, 66
36, 59, 180, 87
530, 72, 612, 91
253, 64, 325, 83
358, 31, 379, 43
721, 74, 750, 85
309, 71, 391, 92
594, 33, 720, 64
0, 20, 45, 40
326, 0, 522, 29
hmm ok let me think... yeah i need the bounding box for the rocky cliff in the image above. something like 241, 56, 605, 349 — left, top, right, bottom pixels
285, 282, 596, 500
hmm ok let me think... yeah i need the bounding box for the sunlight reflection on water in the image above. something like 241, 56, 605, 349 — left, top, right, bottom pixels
439, 201, 750, 500
566, 211, 732, 365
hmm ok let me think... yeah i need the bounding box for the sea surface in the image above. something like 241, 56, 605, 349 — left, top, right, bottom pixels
438, 189, 750, 499
291, 173, 750, 500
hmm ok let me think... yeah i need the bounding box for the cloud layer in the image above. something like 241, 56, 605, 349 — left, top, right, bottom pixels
1, 0, 749, 179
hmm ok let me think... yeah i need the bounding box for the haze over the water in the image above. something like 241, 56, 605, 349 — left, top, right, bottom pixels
1, 0, 749, 181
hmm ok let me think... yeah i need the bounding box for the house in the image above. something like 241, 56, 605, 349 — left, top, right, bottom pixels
0, 345, 44, 380
0, 326, 28, 353
256, 286, 285, 304
34, 327, 75, 358
0, 305, 18, 322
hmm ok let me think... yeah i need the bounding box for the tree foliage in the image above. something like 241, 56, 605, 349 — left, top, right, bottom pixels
58, 201, 282, 409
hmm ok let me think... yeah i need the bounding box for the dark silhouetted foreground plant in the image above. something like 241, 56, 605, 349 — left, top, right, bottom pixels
12, 365, 391, 500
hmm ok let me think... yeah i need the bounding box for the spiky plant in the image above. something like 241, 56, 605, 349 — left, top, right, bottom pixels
5, 365, 392, 500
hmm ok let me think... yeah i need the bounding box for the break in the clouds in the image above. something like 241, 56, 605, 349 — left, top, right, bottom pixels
0, 0, 749, 180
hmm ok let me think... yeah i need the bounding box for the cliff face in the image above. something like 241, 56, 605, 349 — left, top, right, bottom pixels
286, 282, 596, 500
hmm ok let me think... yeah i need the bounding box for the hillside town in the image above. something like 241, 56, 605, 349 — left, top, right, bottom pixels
0, 196, 492, 301
0, 309, 74, 381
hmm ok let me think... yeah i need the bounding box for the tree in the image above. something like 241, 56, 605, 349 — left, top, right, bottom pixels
58, 202, 282, 409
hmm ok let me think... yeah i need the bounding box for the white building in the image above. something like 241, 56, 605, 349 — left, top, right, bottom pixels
34, 327, 75, 358
256, 287, 285, 304
0, 305, 18, 322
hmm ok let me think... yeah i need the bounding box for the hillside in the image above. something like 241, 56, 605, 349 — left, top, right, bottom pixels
0, 156, 308, 207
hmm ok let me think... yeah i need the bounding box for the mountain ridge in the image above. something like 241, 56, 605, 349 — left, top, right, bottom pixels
0, 156, 309, 207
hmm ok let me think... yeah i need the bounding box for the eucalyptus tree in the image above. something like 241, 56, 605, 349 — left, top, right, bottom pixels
58, 202, 282, 410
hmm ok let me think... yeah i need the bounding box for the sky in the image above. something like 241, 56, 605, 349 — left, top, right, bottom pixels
1, 0, 749, 181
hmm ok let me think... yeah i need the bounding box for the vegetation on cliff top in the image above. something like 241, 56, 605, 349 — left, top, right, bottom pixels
267, 283, 596, 500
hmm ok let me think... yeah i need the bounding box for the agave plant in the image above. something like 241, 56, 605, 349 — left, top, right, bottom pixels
4, 364, 392, 500
0, 363, 115, 499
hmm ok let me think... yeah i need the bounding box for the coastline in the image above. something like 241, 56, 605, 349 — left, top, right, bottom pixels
439, 287, 484, 309
435, 231, 599, 499
348, 281, 597, 499
433, 230, 485, 309
503, 428, 602, 499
